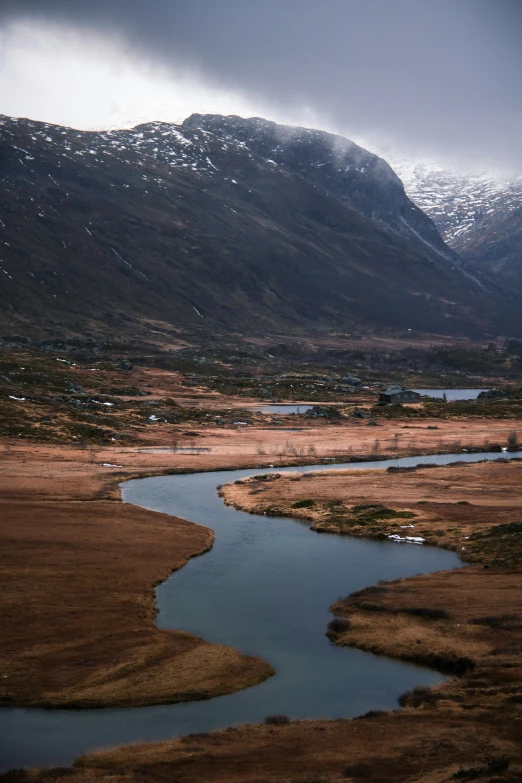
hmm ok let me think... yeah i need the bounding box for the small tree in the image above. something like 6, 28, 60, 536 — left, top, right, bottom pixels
507, 431, 518, 451
171, 433, 184, 453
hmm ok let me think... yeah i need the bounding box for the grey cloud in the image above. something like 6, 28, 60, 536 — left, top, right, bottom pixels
1, 0, 521, 168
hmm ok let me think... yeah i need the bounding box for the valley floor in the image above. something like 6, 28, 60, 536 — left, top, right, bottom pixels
0, 445, 273, 709
1, 416, 522, 781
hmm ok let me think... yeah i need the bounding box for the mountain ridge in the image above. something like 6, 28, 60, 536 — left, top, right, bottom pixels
0, 112, 520, 343
390, 156, 522, 290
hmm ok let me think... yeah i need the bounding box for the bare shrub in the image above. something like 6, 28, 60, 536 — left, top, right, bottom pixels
398, 685, 442, 707
327, 617, 351, 634
359, 710, 387, 719
351, 585, 388, 598
467, 614, 518, 629
507, 431, 518, 451
0, 770, 29, 783
403, 607, 450, 620
307, 443, 317, 456
264, 714, 290, 725
291, 498, 315, 508
452, 755, 510, 779
343, 763, 371, 778
171, 433, 184, 452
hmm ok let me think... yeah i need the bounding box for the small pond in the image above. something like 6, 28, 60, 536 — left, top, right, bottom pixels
139, 447, 211, 454
255, 404, 314, 414
413, 389, 488, 401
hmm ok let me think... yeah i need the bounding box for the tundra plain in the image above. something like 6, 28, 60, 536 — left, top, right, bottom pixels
1, 343, 522, 782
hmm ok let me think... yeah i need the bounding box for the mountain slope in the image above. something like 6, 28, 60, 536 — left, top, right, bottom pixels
454, 206, 522, 293
390, 157, 522, 289
183, 115, 456, 263
0, 113, 518, 342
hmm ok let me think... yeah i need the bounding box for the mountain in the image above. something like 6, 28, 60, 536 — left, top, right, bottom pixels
454, 206, 522, 294
182, 115, 456, 263
0, 113, 519, 343
390, 157, 522, 290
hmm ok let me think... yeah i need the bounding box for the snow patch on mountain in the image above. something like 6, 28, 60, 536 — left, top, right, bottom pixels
388, 154, 522, 246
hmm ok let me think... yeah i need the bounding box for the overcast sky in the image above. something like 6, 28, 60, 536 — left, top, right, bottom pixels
0, 0, 521, 170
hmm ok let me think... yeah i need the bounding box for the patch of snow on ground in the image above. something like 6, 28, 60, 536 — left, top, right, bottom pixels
388, 534, 425, 544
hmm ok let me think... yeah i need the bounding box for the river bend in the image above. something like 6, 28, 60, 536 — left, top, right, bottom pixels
1, 451, 514, 770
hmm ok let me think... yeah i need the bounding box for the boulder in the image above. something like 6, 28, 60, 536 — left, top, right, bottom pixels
352, 409, 371, 419
304, 405, 341, 419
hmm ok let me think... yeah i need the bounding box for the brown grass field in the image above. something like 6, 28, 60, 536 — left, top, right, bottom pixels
221, 459, 522, 558
0, 446, 273, 708
1, 419, 522, 781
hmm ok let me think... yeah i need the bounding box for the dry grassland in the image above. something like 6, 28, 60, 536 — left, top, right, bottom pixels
221, 459, 522, 559
0, 446, 273, 708
2, 435, 522, 781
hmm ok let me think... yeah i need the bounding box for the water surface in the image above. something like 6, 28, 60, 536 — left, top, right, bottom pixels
1, 451, 514, 770
255, 404, 314, 414
413, 388, 488, 401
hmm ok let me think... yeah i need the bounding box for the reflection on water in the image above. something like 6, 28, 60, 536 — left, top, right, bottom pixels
413, 388, 488, 401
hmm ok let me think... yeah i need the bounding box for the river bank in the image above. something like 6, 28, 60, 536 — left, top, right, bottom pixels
220, 458, 522, 559
2, 436, 522, 780
0, 445, 274, 709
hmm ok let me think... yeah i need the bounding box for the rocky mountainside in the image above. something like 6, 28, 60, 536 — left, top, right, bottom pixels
0, 113, 520, 343
182, 115, 455, 263
391, 157, 522, 289
454, 206, 522, 294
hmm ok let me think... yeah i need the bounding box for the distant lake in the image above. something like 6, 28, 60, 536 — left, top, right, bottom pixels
139, 447, 210, 453
413, 388, 488, 401
255, 404, 314, 414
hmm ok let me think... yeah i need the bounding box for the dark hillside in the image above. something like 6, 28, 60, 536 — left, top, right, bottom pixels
455, 206, 522, 294
0, 114, 519, 342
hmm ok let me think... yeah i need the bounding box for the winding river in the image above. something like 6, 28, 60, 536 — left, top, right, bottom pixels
0, 451, 515, 771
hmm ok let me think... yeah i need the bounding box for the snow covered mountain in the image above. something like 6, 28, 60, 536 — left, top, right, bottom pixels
391, 158, 522, 243
0, 112, 521, 342
183, 114, 457, 264
389, 155, 522, 288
